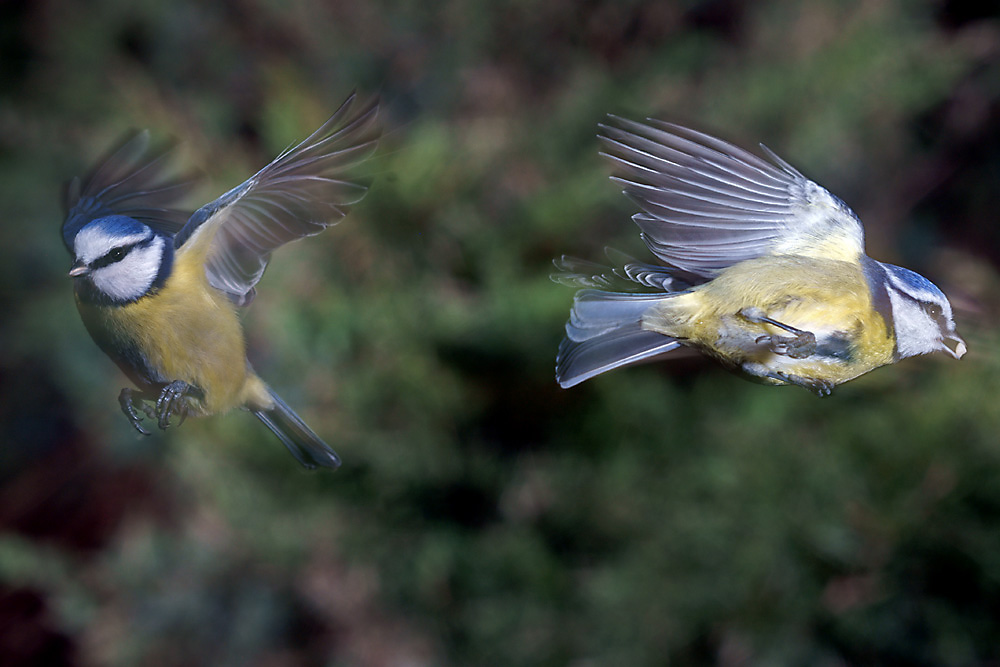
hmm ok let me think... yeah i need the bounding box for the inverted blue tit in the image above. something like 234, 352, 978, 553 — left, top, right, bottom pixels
555, 117, 966, 395
62, 93, 380, 469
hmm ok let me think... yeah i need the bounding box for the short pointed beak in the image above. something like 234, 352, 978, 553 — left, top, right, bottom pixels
943, 335, 967, 359
68, 261, 88, 277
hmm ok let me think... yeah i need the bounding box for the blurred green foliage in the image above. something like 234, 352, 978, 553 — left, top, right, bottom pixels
1, 0, 999, 665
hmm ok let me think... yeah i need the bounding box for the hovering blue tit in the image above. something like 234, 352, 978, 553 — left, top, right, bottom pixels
63, 93, 380, 469
555, 117, 966, 395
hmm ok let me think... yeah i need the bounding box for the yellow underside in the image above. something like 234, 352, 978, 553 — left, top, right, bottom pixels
643, 255, 896, 386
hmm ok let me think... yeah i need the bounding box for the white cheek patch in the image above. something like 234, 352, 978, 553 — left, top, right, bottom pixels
74, 225, 152, 265
887, 288, 938, 358
91, 236, 165, 302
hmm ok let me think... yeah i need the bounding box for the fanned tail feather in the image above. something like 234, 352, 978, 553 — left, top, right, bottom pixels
556, 290, 680, 388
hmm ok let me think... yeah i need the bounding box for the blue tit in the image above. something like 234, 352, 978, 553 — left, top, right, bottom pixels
62, 94, 379, 469
555, 117, 966, 395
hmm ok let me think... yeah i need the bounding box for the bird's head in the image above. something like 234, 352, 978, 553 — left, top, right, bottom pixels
69, 215, 172, 306
882, 263, 966, 361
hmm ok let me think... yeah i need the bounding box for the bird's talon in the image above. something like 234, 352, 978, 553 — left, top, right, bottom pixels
129, 415, 151, 436
118, 388, 152, 436
768, 372, 834, 396
744, 309, 817, 359
757, 331, 816, 359
155, 380, 195, 430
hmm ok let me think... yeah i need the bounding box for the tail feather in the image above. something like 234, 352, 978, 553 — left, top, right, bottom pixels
252, 387, 341, 470
557, 290, 680, 388
566, 289, 666, 341
557, 324, 680, 388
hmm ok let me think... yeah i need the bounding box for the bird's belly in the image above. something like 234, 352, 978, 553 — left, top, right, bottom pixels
644, 256, 896, 385
84, 280, 250, 415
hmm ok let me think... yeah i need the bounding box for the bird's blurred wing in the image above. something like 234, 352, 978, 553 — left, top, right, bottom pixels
599, 117, 866, 280
62, 131, 195, 251
175, 93, 380, 306
552, 249, 690, 292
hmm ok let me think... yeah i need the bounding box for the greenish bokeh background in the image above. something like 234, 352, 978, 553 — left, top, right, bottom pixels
2, 0, 999, 664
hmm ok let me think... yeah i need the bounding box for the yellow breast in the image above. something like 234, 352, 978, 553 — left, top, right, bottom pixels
88, 252, 258, 415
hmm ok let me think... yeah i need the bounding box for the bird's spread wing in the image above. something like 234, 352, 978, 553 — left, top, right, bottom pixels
599, 117, 866, 280
175, 93, 380, 306
62, 131, 195, 252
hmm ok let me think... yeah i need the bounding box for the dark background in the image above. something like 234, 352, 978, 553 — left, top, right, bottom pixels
1, 0, 999, 664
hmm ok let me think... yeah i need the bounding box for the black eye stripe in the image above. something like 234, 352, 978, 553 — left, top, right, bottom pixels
90, 235, 154, 269
92, 245, 132, 269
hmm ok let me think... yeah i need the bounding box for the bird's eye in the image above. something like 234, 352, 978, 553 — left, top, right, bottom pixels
108, 247, 127, 262
927, 304, 943, 318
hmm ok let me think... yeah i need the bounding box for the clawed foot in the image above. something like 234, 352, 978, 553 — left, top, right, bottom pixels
740, 307, 817, 359
756, 330, 816, 359
118, 381, 204, 434
767, 372, 835, 397
119, 388, 154, 435
155, 380, 196, 429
